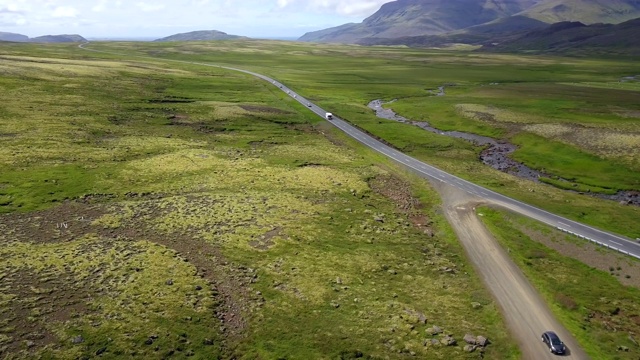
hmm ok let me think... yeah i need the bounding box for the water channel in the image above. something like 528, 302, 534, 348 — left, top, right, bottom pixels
367, 98, 639, 206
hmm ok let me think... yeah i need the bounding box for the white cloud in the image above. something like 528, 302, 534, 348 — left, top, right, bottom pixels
52, 6, 78, 18
136, 2, 165, 12
92, 0, 108, 12
277, 0, 390, 17
0, 0, 387, 38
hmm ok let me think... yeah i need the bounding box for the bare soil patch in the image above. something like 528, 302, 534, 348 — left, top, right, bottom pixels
369, 173, 434, 236
0, 199, 251, 357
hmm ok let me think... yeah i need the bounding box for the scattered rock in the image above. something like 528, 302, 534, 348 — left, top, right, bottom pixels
464, 345, 477, 352
427, 326, 442, 335
166, 279, 174, 285
336, 277, 343, 285
203, 338, 214, 346
476, 336, 489, 347
618, 345, 629, 352
195, 285, 202, 291
464, 334, 476, 345
471, 302, 482, 309
149, 334, 159, 339
96, 346, 107, 355
25, 340, 36, 348
144, 338, 154, 345
440, 335, 456, 346
71, 335, 84, 344
331, 301, 340, 308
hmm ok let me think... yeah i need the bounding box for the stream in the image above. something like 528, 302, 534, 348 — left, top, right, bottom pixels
367, 99, 640, 206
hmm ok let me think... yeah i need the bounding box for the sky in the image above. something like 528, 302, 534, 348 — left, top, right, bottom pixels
0, 0, 392, 39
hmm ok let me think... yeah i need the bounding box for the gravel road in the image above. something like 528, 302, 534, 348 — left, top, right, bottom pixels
436, 183, 590, 360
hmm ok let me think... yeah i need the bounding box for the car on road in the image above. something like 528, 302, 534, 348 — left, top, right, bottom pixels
307, 103, 312, 107
541, 331, 566, 355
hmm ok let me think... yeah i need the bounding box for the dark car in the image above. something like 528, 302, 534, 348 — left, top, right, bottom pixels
542, 331, 566, 354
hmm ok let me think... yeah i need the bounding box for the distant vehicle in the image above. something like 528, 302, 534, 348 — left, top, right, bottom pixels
293, 95, 296, 98
541, 331, 566, 355
325, 112, 333, 120
307, 103, 312, 107
279, 86, 282, 88
287, 91, 290, 94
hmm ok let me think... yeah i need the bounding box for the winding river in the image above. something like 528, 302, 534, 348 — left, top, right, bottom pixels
367, 99, 640, 206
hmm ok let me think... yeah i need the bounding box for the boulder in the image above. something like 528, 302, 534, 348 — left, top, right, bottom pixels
463, 334, 476, 345
464, 345, 477, 352
440, 335, 456, 346
427, 326, 442, 335
476, 336, 489, 347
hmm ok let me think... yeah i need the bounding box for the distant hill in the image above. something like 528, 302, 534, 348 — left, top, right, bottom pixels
299, 0, 640, 44
154, 30, 247, 42
30, 34, 86, 43
481, 17, 640, 55
0, 31, 30, 42
0, 32, 85, 43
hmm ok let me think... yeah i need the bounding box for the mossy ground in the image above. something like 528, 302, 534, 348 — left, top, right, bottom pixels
0, 44, 517, 359
88, 39, 640, 239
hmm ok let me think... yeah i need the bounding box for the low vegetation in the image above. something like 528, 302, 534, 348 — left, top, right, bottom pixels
0, 43, 517, 359
478, 207, 640, 359
88, 40, 640, 239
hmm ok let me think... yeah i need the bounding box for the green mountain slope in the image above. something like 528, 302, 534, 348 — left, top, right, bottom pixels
520, 0, 640, 24
299, 0, 640, 44
299, 0, 538, 43
482, 17, 640, 55
154, 30, 247, 42
358, 15, 548, 46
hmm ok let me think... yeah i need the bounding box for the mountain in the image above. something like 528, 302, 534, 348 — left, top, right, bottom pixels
0, 31, 30, 42
154, 30, 247, 42
481, 17, 640, 55
357, 15, 548, 46
29, 34, 86, 43
299, 0, 538, 43
299, 0, 640, 44
520, 0, 640, 24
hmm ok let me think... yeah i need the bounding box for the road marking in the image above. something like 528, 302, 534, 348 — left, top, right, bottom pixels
558, 222, 571, 228
611, 240, 623, 246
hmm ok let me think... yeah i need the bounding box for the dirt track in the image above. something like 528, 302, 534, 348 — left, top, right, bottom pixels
435, 182, 590, 359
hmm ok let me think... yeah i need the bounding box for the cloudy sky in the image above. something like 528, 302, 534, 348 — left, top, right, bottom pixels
0, 0, 391, 39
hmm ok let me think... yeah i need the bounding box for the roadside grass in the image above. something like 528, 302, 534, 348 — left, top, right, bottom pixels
83, 40, 640, 238
478, 206, 640, 359
510, 133, 640, 191
0, 44, 518, 359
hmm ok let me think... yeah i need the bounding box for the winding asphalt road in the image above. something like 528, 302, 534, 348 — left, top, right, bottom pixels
79, 43, 639, 358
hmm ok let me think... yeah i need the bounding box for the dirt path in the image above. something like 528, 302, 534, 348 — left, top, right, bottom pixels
435, 182, 590, 359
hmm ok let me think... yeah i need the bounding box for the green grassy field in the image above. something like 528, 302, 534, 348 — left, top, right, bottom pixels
2, 39, 640, 359
82, 40, 640, 240
0, 43, 518, 359
479, 206, 640, 359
